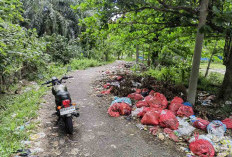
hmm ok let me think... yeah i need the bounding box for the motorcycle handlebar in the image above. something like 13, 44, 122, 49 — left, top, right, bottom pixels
42, 76, 73, 85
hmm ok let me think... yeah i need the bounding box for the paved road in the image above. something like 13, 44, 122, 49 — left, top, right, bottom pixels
37, 61, 183, 157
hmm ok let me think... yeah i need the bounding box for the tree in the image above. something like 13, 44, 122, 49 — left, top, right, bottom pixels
21, 0, 80, 39
187, 0, 209, 104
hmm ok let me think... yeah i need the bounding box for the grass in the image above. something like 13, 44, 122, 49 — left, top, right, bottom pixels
0, 87, 46, 157
0, 58, 106, 156
70, 58, 106, 70
200, 62, 226, 70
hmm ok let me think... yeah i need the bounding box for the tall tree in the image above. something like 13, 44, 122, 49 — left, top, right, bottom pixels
187, 0, 209, 104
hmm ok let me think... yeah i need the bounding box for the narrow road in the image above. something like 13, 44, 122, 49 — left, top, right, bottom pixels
37, 61, 183, 157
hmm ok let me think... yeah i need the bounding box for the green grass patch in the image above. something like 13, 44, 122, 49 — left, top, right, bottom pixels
124, 57, 136, 62
200, 62, 226, 70
0, 87, 46, 157
70, 59, 106, 70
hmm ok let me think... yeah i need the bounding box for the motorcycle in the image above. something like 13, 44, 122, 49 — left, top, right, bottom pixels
42, 76, 79, 134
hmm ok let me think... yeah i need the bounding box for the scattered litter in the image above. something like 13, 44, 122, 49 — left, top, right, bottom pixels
158, 133, 165, 140
164, 128, 179, 142
190, 115, 210, 131
15, 149, 31, 156
30, 132, 46, 141
131, 107, 144, 117
176, 117, 195, 136
136, 124, 147, 130
225, 101, 232, 105
150, 126, 159, 135
101, 86, 113, 95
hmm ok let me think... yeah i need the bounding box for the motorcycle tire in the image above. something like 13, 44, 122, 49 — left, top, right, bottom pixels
65, 117, 73, 134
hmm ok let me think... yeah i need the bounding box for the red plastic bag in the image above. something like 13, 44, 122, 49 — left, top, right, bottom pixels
164, 128, 179, 142
119, 102, 132, 115
222, 118, 232, 129
177, 105, 194, 117
137, 107, 151, 117
159, 110, 179, 130
135, 89, 142, 94
144, 93, 168, 109
170, 97, 184, 104
193, 118, 210, 131
108, 102, 132, 117
103, 83, 111, 89
136, 100, 149, 108
101, 86, 113, 94
189, 134, 215, 157
141, 109, 162, 125
150, 126, 159, 135
149, 90, 155, 96
108, 103, 120, 117
127, 93, 143, 100
168, 103, 183, 115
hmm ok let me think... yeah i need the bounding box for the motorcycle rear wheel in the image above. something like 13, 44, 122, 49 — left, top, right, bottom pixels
65, 117, 73, 134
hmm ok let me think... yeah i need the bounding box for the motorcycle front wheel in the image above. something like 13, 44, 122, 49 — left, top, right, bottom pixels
64, 116, 73, 134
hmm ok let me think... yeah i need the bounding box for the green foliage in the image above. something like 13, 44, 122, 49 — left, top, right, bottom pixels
0, 0, 48, 92
198, 72, 224, 93
70, 59, 105, 70
0, 87, 46, 157
21, 0, 80, 38
144, 65, 190, 84
44, 34, 82, 64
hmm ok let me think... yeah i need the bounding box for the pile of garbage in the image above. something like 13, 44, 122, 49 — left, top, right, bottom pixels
96, 62, 232, 157
108, 91, 232, 157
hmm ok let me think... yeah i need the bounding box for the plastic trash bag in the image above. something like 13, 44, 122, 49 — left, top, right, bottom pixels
144, 93, 168, 109
169, 103, 183, 115
222, 118, 232, 129
193, 118, 210, 131
207, 120, 227, 137
141, 109, 162, 125
131, 107, 144, 117
177, 105, 194, 117
108, 102, 132, 117
159, 110, 179, 130
176, 117, 195, 136
136, 100, 149, 108
111, 97, 132, 106
170, 97, 184, 105
127, 93, 143, 100
189, 133, 215, 157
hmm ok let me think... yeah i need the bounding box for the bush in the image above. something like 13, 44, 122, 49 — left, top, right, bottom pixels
44, 34, 82, 64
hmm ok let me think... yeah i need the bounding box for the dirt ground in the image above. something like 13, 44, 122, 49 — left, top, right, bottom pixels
31, 61, 184, 157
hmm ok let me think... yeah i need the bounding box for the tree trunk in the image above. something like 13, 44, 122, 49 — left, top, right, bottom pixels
187, 0, 209, 104
136, 44, 139, 64
147, 45, 151, 66
205, 41, 218, 77
219, 34, 232, 100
